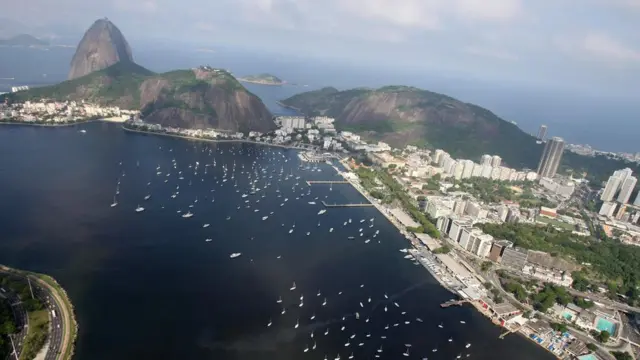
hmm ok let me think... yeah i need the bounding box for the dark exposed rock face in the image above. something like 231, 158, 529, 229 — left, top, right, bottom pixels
68, 18, 133, 80
139, 69, 276, 133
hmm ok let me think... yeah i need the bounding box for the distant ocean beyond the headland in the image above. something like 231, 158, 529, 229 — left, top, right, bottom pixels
0, 45, 637, 153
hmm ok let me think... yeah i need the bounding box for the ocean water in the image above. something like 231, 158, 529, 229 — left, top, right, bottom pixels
0, 123, 555, 360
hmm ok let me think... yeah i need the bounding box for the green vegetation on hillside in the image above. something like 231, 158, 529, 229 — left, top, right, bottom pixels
482, 222, 640, 303
0, 64, 253, 125
282, 86, 640, 185
1, 61, 153, 106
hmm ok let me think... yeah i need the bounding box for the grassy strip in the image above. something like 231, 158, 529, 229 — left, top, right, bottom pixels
19, 310, 49, 360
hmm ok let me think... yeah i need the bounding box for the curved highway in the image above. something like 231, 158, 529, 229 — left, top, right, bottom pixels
0, 267, 72, 360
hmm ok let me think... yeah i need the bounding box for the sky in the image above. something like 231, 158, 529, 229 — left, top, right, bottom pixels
1, 0, 640, 96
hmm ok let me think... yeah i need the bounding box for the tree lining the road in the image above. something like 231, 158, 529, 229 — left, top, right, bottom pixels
353, 165, 440, 237
0, 299, 17, 358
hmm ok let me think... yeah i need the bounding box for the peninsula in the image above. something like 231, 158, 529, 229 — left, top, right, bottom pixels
280, 86, 640, 184
0, 265, 77, 360
0, 18, 275, 133
237, 73, 285, 86
0, 34, 48, 47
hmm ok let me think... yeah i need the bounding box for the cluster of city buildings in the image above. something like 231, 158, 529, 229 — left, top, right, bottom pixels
597, 168, 640, 244
0, 100, 132, 123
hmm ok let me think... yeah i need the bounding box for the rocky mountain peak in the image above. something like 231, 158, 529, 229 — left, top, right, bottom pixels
68, 18, 133, 80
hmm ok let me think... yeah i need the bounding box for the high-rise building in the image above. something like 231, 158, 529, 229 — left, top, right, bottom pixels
480, 154, 492, 166
537, 125, 547, 141
600, 168, 634, 202
601, 176, 622, 202
617, 176, 637, 204
536, 137, 565, 178
461, 160, 474, 179
599, 202, 617, 217
491, 155, 502, 167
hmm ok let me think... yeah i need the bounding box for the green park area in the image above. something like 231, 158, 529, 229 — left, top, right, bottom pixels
535, 216, 576, 231
353, 165, 439, 238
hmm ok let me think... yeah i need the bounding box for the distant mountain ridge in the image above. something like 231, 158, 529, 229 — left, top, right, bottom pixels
281, 86, 542, 168
0, 34, 48, 46
0, 19, 275, 133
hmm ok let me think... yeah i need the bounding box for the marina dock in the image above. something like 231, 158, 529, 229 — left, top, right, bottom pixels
321, 201, 374, 208
440, 299, 469, 308
306, 180, 349, 185
499, 325, 522, 339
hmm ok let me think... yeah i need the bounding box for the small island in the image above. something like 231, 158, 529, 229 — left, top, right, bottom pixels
237, 73, 286, 86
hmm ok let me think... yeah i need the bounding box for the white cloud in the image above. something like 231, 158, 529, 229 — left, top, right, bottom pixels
582, 33, 640, 62
113, 0, 157, 13
454, 0, 522, 21
338, 0, 442, 30
464, 45, 518, 60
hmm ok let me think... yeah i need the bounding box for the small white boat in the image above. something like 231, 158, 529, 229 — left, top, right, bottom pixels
203, 223, 210, 228
135, 205, 145, 213
317, 209, 327, 215
262, 216, 269, 220
205, 239, 212, 242
290, 282, 297, 291
182, 211, 194, 218
144, 194, 151, 200
465, 343, 471, 348
230, 253, 242, 258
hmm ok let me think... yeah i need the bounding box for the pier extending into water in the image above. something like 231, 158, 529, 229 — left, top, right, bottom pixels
321, 201, 374, 208
440, 299, 469, 308
499, 325, 522, 339
306, 180, 349, 185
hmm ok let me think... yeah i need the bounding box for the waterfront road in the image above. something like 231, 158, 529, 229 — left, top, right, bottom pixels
0, 267, 71, 360
30, 282, 65, 360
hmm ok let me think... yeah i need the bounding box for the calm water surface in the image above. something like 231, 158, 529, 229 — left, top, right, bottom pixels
0, 123, 554, 360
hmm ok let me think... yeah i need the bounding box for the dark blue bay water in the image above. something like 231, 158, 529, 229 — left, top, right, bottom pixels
0, 122, 554, 360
